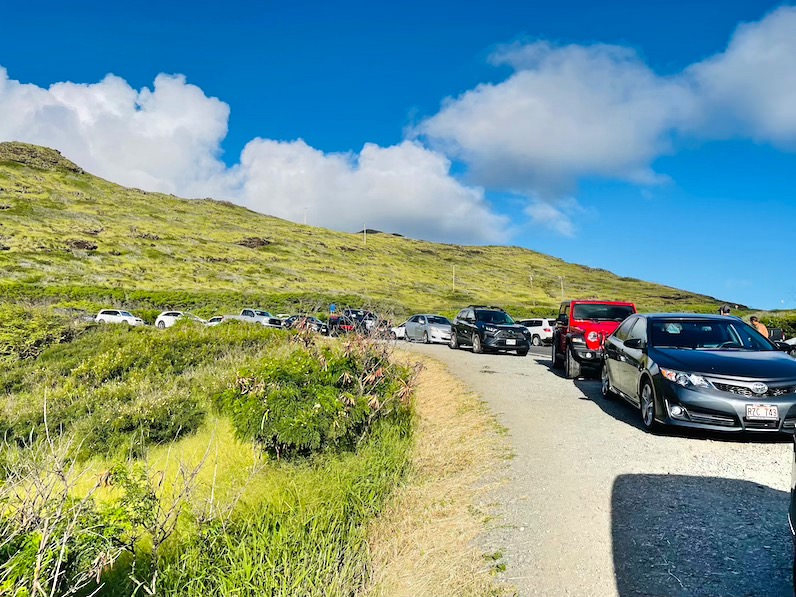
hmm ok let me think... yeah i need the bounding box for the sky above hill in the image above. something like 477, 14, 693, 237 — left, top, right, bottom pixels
0, 0, 794, 310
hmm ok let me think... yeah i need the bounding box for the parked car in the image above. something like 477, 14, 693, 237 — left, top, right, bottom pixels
390, 321, 407, 340
283, 315, 329, 335
552, 299, 637, 379
449, 305, 530, 356
227, 309, 283, 328
790, 430, 796, 584
403, 314, 452, 344
206, 316, 225, 326
517, 318, 555, 346
154, 311, 205, 329
602, 313, 796, 433
95, 309, 144, 326
329, 309, 388, 336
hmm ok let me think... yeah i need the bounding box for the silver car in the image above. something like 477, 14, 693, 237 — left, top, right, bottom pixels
404, 314, 452, 344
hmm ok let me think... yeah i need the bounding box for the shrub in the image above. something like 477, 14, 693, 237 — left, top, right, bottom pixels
215, 337, 413, 459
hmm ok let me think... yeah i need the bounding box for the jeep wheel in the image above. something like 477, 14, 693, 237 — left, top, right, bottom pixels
449, 331, 459, 350
472, 333, 483, 354
551, 339, 564, 369
565, 348, 581, 379
532, 335, 541, 346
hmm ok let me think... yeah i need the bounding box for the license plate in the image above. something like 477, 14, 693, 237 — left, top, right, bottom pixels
506, 339, 516, 346
746, 404, 778, 420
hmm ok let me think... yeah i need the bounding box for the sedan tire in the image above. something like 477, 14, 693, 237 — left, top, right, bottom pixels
601, 365, 616, 400
423, 331, 430, 344
640, 380, 658, 431
157, 321, 166, 330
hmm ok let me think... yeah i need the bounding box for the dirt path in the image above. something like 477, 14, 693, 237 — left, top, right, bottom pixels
402, 342, 793, 597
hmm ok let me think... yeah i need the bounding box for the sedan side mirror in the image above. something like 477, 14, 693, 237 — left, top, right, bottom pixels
623, 338, 646, 350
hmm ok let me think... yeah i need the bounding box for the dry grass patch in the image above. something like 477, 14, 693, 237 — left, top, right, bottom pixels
363, 353, 514, 597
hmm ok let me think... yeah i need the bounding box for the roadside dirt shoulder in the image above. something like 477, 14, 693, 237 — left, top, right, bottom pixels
364, 351, 513, 597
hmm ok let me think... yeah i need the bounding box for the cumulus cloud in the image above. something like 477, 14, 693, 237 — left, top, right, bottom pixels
416, 42, 695, 198
416, 5, 796, 218
0, 67, 506, 243
231, 138, 508, 243
686, 5, 796, 146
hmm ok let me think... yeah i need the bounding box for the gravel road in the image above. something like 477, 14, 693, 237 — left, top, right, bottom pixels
402, 341, 793, 597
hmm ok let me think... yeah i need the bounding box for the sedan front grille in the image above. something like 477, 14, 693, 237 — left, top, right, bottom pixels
686, 410, 737, 427
711, 381, 796, 398
495, 329, 524, 340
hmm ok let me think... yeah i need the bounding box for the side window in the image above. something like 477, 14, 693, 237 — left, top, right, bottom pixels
409, 316, 419, 323
418, 316, 426, 325
627, 318, 647, 342
614, 316, 638, 341
531, 319, 541, 327
243, 310, 253, 317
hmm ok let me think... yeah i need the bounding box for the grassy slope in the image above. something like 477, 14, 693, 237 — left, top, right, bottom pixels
0, 142, 730, 317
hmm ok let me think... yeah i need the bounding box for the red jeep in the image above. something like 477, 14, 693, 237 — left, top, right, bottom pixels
551, 299, 637, 379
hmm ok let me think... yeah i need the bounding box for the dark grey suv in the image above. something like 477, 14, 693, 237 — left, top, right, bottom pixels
449, 306, 531, 356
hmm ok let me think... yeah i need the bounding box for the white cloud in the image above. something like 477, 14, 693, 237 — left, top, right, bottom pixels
686, 5, 796, 146
0, 67, 507, 244
523, 198, 580, 237
233, 138, 507, 243
416, 42, 695, 197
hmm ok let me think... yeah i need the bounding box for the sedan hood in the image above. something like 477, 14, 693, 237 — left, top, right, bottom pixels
652, 348, 796, 380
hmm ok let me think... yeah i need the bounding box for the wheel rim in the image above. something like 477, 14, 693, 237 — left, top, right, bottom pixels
532, 336, 540, 346
473, 334, 481, 351
641, 383, 655, 426
423, 332, 429, 343
601, 367, 610, 396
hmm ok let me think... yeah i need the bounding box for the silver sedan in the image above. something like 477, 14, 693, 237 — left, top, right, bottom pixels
404, 314, 452, 344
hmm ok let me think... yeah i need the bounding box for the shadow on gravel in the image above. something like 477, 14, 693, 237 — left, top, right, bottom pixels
612, 474, 791, 597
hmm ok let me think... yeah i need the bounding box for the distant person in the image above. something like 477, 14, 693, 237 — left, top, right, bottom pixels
719, 304, 731, 316
750, 316, 769, 338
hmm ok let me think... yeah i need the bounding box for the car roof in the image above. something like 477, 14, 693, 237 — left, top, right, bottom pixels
636, 313, 738, 320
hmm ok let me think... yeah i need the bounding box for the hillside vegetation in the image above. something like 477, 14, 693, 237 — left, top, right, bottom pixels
0, 142, 731, 319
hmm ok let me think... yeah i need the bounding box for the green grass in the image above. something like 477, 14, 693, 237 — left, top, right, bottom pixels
0, 141, 749, 320
0, 322, 415, 596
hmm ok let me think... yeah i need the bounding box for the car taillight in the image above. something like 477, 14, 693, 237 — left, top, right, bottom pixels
543, 327, 551, 332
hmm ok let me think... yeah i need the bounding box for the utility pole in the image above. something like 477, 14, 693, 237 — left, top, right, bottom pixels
363, 224, 367, 246
529, 273, 534, 308
452, 265, 456, 293
558, 276, 565, 300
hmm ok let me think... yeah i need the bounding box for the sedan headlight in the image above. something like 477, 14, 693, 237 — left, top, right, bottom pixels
660, 368, 710, 389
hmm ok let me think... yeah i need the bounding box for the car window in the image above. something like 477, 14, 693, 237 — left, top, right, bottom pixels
476, 310, 514, 325
649, 319, 774, 350
255, 310, 272, 317
627, 318, 647, 342
428, 316, 450, 325
573, 304, 635, 321
409, 316, 419, 323
120, 311, 133, 317
613, 316, 638, 341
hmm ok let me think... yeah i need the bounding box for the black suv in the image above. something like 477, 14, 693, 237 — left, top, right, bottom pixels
449, 306, 531, 356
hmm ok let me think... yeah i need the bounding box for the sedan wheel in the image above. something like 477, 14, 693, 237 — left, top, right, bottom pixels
532, 335, 541, 346
640, 381, 657, 430
423, 331, 430, 344
601, 365, 615, 399
472, 333, 483, 354
157, 321, 165, 329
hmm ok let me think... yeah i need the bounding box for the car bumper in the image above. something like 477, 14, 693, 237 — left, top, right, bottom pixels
571, 346, 604, 367
657, 381, 796, 433
483, 336, 530, 351
428, 329, 451, 344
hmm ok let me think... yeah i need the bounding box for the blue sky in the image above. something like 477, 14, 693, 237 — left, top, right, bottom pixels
1, 0, 794, 310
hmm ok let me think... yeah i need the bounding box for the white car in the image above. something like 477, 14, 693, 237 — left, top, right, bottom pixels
95, 309, 144, 326
154, 311, 205, 329
517, 318, 555, 346
206, 316, 225, 326
390, 321, 407, 340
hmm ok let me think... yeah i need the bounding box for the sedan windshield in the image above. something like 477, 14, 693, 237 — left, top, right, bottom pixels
254, 310, 272, 317
649, 319, 774, 351
428, 316, 451, 326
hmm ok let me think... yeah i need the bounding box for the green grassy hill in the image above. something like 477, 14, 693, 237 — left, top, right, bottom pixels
0, 141, 731, 319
